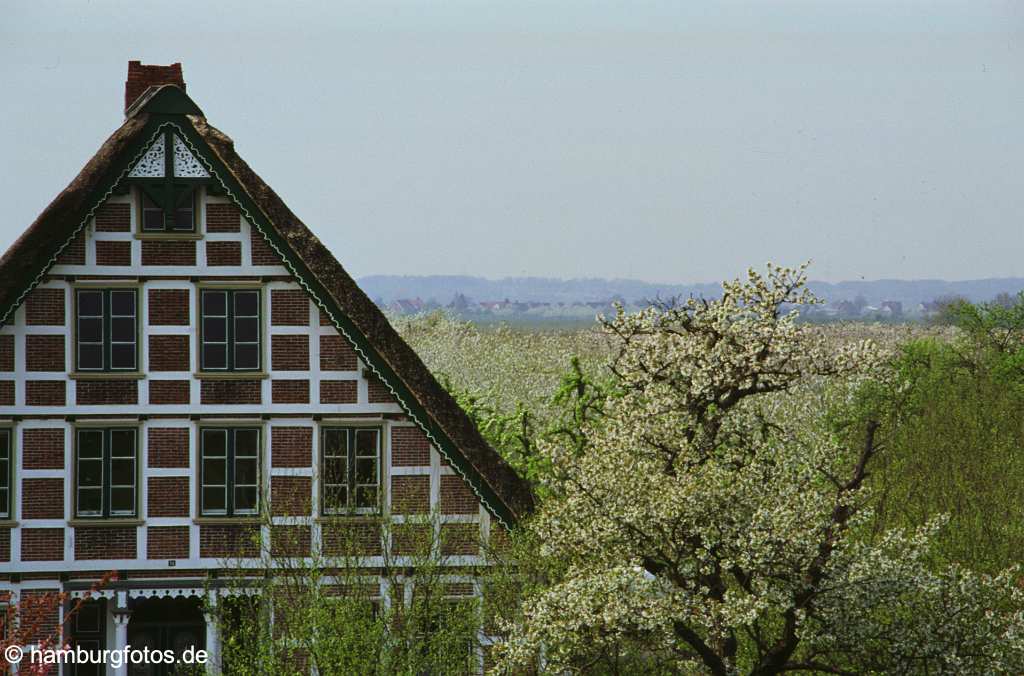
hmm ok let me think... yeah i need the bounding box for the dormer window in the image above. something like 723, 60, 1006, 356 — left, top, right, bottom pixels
126, 128, 210, 234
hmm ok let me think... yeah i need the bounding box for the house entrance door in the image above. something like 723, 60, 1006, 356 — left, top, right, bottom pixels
127, 596, 206, 676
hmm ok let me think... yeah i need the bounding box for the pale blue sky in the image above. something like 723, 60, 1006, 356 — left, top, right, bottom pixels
1, 1, 1021, 283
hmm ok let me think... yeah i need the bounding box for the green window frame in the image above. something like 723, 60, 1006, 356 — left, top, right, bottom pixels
321, 427, 381, 515
75, 428, 137, 519
200, 428, 260, 517
200, 289, 261, 372
0, 430, 11, 520
75, 288, 138, 372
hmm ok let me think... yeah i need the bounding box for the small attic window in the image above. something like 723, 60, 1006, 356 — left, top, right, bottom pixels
127, 128, 210, 235
140, 186, 196, 232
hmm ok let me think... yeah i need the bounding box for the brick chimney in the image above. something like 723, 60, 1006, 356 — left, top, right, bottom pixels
125, 61, 185, 114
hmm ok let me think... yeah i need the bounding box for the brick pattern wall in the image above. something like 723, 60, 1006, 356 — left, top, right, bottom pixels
440, 476, 479, 515
149, 380, 190, 405
270, 476, 312, 516
21, 478, 64, 519
148, 428, 190, 467
26, 381, 65, 406
392, 523, 432, 556
0, 335, 12, 371
392, 427, 431, 466
0, 529, 9, 562
23, 429, 65, 469
322, 522, 381, 556
392, 476, 430, 514
25, 335, 65, 372
270, 427, 312, 467
147, 526, 190, 559
272, 380, 309, 404
440, 523, 480, 556
142, 240, 196, 266
21, 528, 64, 561
320, 380, 357, 404
149, 335, 189, 371
75, 527, 137, 560
20, 589, 60, 644
0, 381, 13, 406
76, 380, 138, 405
200, 524, 260, 558
271, 290, 309, 326
96, 240, 132, 266
148, 289, 190, 325
320, 335, 357, 371
95, 202, 131, 232
251, 229, 279, 265
206, 241, 241, 266
57, 232, 86, 265
271, 335, 309, 370
367, 376, 395, 404
271, 525, 311, 556
200, 380, 261, 405
26, 288, 65, 326
205, 203, 240, 232
147, 477, 189, 516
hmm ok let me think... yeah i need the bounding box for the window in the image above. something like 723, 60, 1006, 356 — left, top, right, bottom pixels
75, 289, 138, 371
201, 428, 260, 516
0, 430, 10, 519
200, 289, 261, 371
321, 428, 380, 514
140, 186, 196, 232
75, 428, 137, 518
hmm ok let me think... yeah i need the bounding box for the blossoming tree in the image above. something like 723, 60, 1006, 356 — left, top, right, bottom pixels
496, 264, 1024, 674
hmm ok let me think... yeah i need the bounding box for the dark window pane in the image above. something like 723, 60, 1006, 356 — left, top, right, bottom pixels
78, 291, 103, 316
78, 431, 103, 458
111, 430, 135, 456
173, 208, 194, 230
111, 344, 135, 369
235, 458, 258, 485
234, 344, 258, 370
79, 461, 102, 487
323, 430, 347, 457
110, 291, 135, 316
111, 458, 134, 485
355, 486, 377, 509
356, 430, 379, 456
234, 487, 257, 512
143, 209, 164, 231
79, 318, 103, 343
79, 344, 103, 370
203, 487, 226, 513
110, 487, 134, 514
324, 486, 347, 511
111, 318, 135, 342
0, 431, 8, 459
202, 291, 226, 317
356, 458, 377, 484
235, 317, 258, 342
324, 457, 346, 486
203, 344, 227, 369
204, 317, 226, 342
203, 458, 226, 486
202, 430, 227, 457
78, 489, 102, 515
235, 429, 258, 456
234, 292, 258, 317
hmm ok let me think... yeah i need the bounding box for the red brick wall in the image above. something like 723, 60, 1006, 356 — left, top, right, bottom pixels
270, 525, 311, 556
95, 203, 131, 232
271, 335, 309, 370
392, 476, 430, 514
270, 427, 312, 468
148, 428, 189, 468
199, 524, 259, 558
320, 380, 357, 404
320, 335, 357, 371
200, 380, 262, 405
149, 335, 189, 371
25, 335, 65, 372
19, 589, 60, 644
21, 478, 64, 519
142, 240, 196, 266
206, 203, 241, 232
147, 477, 189, 517
147, 526, 190, 559
26, 288, 65, 326
206, 241, 241, 266
272, 380, 309, 404
96, 240, 132, 266
57, 232, 86, 265
0, 335, 12, 371
75, 527, 136, 560
271, 290, 309, 325
21, 528, 64, 561
125, 61, 184, 112
148, 289, 190, 325
149, 380, 190, 405
440, 476, 479, 515
271, 476, 312, 516
322, 522, 381, 556
440, 523, 480, 556
26, 381, 65, 406
392, 427, 431, 467
367, 376, 395, 404
251, 229, 279, 265
0, 529, 9, 562
0, 381, 14, 406
76, 380, 138, 406
23, 429, 65, 469
319, 309, 332, 326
